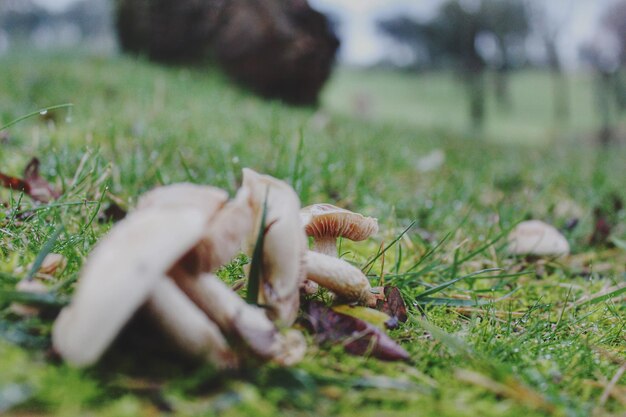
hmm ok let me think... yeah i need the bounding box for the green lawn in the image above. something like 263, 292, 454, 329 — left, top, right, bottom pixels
324, 68, 625, 145
0, 53, 625, 417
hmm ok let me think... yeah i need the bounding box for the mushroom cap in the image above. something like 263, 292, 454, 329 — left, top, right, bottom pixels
242, 168, 306, 326
52, 206, 211, 367
507, 220, 570, 256
300, 204, 378, 242
136, 182, 229, 216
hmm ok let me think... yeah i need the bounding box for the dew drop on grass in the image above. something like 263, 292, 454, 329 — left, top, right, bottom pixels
39, 110, 48, 116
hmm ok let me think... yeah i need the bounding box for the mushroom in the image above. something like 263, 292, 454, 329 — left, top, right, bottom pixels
54, 179, 302, 368
300, 203, 378, 304
241, 168, 307, 326
507, 220, 570, 257
300, 203, 378, 257
52, 204, 224, 366
144, 277, 238, 368
136, 182, 229, 215
306, 251, 377, 307
171, 271, 306, 365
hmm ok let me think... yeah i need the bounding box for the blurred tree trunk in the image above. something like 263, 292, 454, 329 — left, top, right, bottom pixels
525, 0, 571, 123
494, 66, 511, 112
547, 43, 570, 123
466, 70, 486, 131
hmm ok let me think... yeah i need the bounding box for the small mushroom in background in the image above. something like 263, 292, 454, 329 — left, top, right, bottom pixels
300, 203, 378, 256
242, 168, 307, 326
10, 279, 48, 317
37, 253, 67, 276
14, 253, 67, 278
507, 220, 570, 257
300, 203, 378, 306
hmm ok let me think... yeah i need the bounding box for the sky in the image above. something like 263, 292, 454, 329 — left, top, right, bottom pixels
310, 0, 620, 68
32, 0, 622, 69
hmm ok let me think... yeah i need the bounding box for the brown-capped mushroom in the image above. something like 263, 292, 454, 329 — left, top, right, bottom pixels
52, 206, 215, 366
241, 168, 306, 326
300, 204, 378, 301
305, 251, 377, 307
300, 203, 378, 257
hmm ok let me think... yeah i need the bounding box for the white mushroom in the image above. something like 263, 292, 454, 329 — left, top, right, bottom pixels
172, 271, 306, 365
196, 185, 254, 271
241, 168, 306, 326
305, 251, 376, 307
144, 278, 238, 368
52, 206, 214, 366
507, 220, 570, 257
136, 182, 229, 215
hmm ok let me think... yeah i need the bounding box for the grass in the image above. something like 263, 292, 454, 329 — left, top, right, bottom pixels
0, 51, 625, 417
324, 68, 626, 145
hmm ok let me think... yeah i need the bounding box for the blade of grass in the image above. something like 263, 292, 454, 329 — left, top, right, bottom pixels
362, 220, 416, 273
247, 188, 269, 304
0, 289, 69, 307
1, 103, 74, 131
405, 231, 451, 273
416, 288, 519, 307
415, 268, 502, 299
573, 282, 626, 308
26, 224, 64, 281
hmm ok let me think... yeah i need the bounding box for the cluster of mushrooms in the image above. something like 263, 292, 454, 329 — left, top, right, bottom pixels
53, 169, 380, 368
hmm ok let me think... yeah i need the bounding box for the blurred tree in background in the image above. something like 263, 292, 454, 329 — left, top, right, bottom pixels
379, 0, 529, 130
115, 0, 339, 105
579, 0, 626, 146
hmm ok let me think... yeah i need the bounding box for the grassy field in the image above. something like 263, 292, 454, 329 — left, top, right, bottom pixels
324, 68, 626, 145
0, 52, 625, 417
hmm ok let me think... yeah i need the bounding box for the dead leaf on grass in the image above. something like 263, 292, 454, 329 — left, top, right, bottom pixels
0, 158, 60, 203
375, 286, 408, 328
302, 301, 409, 361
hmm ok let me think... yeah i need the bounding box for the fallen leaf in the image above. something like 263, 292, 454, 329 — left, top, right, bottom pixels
507, 220, 569, 256
0, 158, 60, 203
331, 305, 392, 329
302, 301, 409, 361
375, 286, 408, 328
98, 202, 127, 223
589, 207, 612, 246
23, 158, 60, 203
588, 195, 623, 247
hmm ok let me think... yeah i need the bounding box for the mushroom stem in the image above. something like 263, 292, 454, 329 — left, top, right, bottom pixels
305, 251, 376, 307
145, 278, 238, 368
311, 236, 338, 257
172, 272, 306, 364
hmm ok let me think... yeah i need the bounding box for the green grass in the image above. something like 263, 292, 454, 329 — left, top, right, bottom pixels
0, 52, 625, 417
324, 68, 626, 145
